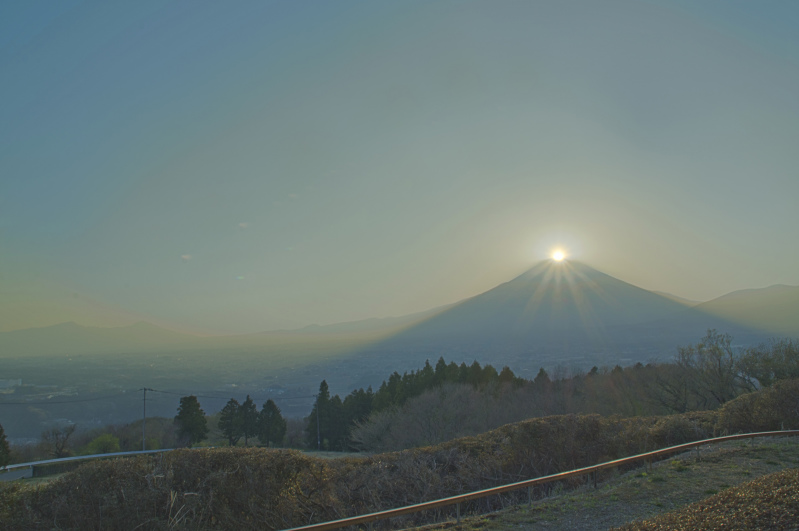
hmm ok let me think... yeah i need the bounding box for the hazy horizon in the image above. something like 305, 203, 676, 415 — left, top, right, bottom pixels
3, 259, 795, 337
3, 1, 799, 335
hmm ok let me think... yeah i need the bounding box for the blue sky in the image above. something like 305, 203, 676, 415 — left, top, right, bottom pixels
2, 1, 798, 333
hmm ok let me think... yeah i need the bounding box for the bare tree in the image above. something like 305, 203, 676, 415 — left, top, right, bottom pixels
42, 424, 77, 458
688, 330, 744, 405
739, 338, 799, 388
653, 330, 749, 413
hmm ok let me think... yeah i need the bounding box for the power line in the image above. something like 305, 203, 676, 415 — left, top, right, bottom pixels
146, 388, 316, 401
0, 388, 316, 407
0, 392, 139, 406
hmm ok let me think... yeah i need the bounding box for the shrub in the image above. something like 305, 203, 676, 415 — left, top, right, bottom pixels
80, 433, 121, 455
716, 378, 799, 434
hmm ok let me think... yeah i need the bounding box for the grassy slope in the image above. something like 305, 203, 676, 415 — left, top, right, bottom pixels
618, 468, 799, 530
416, 436, 799, 531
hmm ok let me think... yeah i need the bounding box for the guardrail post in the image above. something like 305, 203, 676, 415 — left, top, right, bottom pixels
593, 470, 597, 489
527, 486, 532, 505
456, 503, 461, 523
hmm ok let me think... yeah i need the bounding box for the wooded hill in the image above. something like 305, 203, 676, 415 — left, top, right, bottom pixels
305, 332, 799, 452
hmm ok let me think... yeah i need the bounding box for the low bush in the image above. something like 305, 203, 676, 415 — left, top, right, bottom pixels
715, 378, 799, 434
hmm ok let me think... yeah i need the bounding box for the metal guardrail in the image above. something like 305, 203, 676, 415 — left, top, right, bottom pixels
0, 448, 177, 480
1, 448, 173, 473
283, 430, 799, 531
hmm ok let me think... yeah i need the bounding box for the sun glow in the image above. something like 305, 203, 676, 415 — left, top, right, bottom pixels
552, 250, 566, 262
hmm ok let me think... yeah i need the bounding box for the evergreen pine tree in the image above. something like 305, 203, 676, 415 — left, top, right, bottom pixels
328, 395, 347, 450
239, 395, 259, 446
219, 398, 242, 446
174, 395, 208, 447
534, 367, 551, 386
257, 399, 287, 447
498, 366, 517, 384
306, 380, 330, 449
0, 423, 10, 467
433, 357, 448, 385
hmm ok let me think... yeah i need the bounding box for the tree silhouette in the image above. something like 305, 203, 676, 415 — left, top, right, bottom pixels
174, 395, 208, 446
219, 398, 242, 446
0, 423, 10, 467
42, 424, 76, 458
239, 395, 259, 446
258, 399, 287, 447
306, 380, 331, 449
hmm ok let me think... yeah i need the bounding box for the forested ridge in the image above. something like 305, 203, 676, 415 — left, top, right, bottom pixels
4, 331, 796, 462
307, 331, 799, 452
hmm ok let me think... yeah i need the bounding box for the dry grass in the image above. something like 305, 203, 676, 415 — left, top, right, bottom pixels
616, 467, 799, 530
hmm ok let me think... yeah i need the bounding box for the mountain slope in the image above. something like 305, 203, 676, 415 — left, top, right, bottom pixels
695, 284, 799, 337
353, 261, 768, 371
271, 304, 452, 336
651, 291, 701, 306
395, 261, 687, 337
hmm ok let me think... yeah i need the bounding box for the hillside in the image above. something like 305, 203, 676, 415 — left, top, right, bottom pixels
619, 467, 799, 530
696, 284, 799, 337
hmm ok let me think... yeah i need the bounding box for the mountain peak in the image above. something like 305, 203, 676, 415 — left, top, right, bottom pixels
380, 260, 693, 349
357, 262, 776, 372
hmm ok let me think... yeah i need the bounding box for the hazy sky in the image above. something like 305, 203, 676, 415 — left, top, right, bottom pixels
2, 1, 798, 334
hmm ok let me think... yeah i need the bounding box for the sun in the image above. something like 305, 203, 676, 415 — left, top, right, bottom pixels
551, 250, 566, 262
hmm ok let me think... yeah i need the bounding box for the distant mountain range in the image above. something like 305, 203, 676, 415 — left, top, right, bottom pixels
1, 262, 797, 371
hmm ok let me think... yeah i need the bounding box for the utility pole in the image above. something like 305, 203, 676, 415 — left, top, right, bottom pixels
316, 393, 321, 451
141, 387, 152, 451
